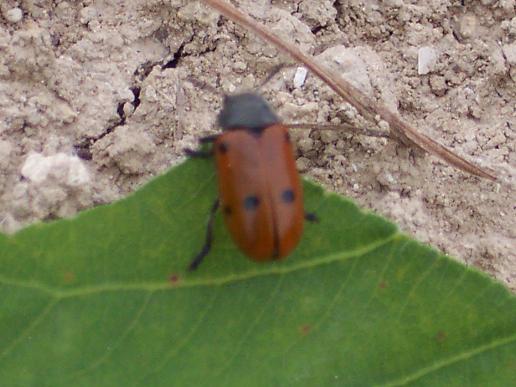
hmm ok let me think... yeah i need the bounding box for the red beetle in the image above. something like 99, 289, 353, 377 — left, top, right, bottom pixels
187, 93, 317, 270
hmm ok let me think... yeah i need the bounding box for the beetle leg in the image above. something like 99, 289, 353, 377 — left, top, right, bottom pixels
304, 212, 319, 223
188, 199, 220, 271
184, 148, 213, 158
186, 77, 223, 98
184, 135, 218, 158
199, 135, 218, 144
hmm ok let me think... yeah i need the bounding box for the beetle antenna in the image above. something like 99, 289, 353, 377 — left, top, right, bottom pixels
186, 76, 224, 98
288, 123, 392, 138
256, 62, 294, 91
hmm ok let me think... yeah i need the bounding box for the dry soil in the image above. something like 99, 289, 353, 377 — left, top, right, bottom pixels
0, 0, 514, 289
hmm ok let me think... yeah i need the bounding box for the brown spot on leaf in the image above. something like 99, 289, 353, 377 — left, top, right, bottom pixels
379, 281, 388, 289
435, 330, 447, 343
299, 324, 312, 336
63, 271, 75, 284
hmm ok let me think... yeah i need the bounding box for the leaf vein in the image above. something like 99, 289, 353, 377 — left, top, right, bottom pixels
396, 250, 440, 322
0, 233, 399, 298
0, 299, 59, 360
68, 291, 154, 380
216, 276, 285, 379
379, 333, 516, 386
136, 288, 220, 384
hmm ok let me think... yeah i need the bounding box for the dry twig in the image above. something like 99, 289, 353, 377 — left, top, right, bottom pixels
202, 0, 497, 181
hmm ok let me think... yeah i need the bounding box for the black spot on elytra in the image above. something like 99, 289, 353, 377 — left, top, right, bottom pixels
282, 189, 295, 203
218, 142, 228, 154
244, 195, 260, 210
223, 205, 232, 215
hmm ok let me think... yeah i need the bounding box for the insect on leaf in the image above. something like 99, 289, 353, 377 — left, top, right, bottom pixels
0, 159, 514, 386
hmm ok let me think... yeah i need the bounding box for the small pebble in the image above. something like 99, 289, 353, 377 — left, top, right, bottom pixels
429, 75, 447, 96
455, 14, 478, 40
296, 157, 310, 172
502, 42, 516, 65
21, 153, 90, 186
79, 6, 97, 24
293, 67, 308, 88
123, 102, 134, 117
376, 170, 397, 188
418, 47, 438, 75
4, 8, 23, 23
232, 61, 247, 72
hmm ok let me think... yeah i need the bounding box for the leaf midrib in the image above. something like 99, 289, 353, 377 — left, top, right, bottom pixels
0, 232, 400, 298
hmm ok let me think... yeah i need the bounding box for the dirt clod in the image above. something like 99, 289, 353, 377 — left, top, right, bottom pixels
0, 0, 514, 289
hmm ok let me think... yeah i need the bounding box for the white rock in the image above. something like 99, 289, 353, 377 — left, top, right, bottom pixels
293, 67, 308, 88
22, 154, 49, 183
4, 8, 23, 23
418, 46, 439, 75
21, 152, 90, 186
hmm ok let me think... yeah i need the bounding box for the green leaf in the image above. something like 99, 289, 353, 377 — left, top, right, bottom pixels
0, 159, 515, 386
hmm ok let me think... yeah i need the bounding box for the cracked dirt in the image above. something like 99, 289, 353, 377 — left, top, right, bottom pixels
0, 0, 514, 289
